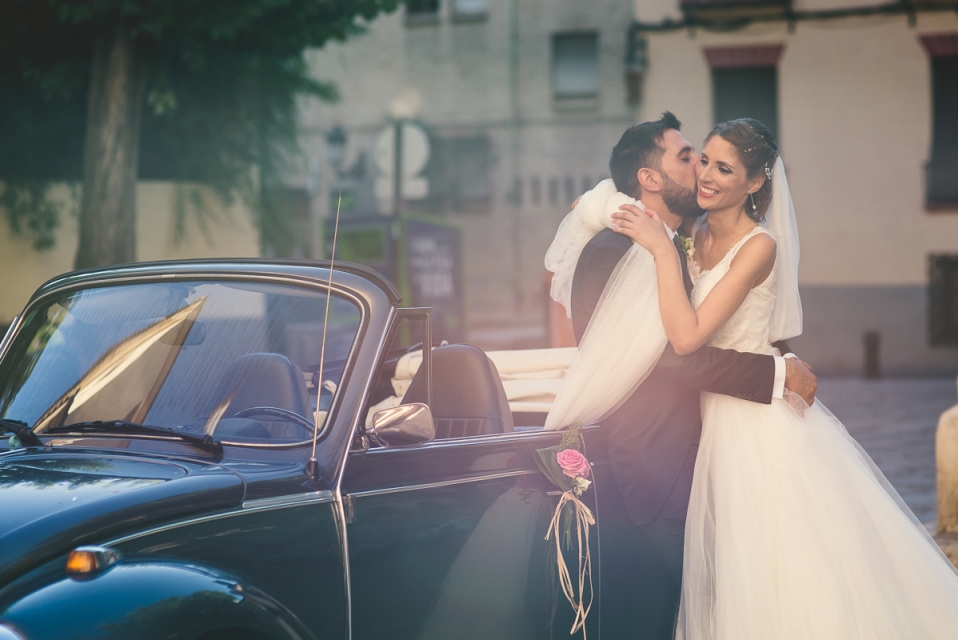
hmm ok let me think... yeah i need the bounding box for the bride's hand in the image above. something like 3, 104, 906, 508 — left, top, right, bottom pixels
611, 205, 673, 257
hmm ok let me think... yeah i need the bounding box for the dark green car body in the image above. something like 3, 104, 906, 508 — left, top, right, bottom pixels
0, 260, 648, 640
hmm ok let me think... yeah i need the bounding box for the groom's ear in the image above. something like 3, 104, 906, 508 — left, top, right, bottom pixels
637, 167, 662, 194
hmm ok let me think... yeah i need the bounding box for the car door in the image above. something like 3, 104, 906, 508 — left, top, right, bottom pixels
341, 429, 601, 640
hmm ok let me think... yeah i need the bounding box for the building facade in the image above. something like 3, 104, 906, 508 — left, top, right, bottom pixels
0, 183, 260, 324
300, 0, 637, 347
301, 0, 958, 374
633, 0, 958, 373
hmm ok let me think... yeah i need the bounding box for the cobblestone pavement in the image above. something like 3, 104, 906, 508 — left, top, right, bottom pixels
815, 376, 958, 527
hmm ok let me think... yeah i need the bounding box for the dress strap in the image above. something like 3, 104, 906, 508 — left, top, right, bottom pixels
686, 215, 707, 281
690, 215, 706, 238
724, 225, 769, 264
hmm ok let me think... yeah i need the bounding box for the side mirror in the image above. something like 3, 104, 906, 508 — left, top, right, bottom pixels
370, 403, 435, 447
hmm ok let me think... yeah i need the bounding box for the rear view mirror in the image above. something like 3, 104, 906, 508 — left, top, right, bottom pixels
370, 403, 435, 447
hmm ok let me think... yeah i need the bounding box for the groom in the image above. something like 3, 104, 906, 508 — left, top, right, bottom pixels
571, 113, 817, 638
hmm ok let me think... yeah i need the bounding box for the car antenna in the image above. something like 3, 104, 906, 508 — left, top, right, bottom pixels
307, 191, 343, 481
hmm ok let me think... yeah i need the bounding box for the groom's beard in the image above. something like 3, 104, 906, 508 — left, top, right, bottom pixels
661, 174, 704, 219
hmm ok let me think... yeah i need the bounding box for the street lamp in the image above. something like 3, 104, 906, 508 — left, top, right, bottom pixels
626, 29, 649, 107
326, 125, 347, 172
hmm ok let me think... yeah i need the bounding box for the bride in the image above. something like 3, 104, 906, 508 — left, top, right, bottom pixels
609, 118, 958, 638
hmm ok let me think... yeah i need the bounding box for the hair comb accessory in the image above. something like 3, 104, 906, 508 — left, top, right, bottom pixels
764, 163, 773, 179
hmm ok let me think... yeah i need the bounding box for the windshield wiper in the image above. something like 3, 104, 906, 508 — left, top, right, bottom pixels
1, 419, 43, 447
45, 420, 223, 457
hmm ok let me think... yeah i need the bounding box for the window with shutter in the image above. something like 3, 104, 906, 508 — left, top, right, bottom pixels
706, 46, 783, 142
553, 33, 600, 100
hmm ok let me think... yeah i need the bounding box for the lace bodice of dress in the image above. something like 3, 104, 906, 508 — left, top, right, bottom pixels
688, 221, 777, 355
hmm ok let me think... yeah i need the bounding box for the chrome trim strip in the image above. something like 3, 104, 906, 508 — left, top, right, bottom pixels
241, 490, 334, 510
346, 469, 539, 499
106, 491, 337, 547
332, 304, 398, 640
337, 319, 396, 640
0, 315, 19, 360
351, 424, 595, 455
29, 272, 367, 312
333, 492, 352, 640
334, 304, 398, 487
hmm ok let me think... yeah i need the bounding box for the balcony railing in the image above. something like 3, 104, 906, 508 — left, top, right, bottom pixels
680, 0, 792, 21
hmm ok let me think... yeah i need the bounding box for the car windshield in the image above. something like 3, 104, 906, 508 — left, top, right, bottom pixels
0, 279, 361, 445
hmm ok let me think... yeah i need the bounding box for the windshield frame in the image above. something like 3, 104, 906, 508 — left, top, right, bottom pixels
0, 271, 369, 450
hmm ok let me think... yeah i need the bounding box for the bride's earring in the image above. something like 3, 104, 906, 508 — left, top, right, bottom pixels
749, 191, 757, 212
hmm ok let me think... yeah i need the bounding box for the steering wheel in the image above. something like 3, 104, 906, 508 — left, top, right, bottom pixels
232, 406, 315, 436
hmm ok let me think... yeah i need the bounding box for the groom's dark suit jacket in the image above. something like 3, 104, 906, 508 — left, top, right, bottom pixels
572, 228, 782, 526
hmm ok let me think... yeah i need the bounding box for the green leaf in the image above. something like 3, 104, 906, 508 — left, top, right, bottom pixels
0, 0, 403, 258
534, 444, 573, 492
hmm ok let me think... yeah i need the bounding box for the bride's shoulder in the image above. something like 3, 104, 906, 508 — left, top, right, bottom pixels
733, 229, 777, 267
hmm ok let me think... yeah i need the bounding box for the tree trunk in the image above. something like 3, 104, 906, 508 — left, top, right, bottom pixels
75, 22, 147, 269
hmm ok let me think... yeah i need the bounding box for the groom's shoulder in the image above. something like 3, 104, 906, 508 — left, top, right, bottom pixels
571, 228, 634, 341
582, 228, 631, 260
575, 228, 632, 288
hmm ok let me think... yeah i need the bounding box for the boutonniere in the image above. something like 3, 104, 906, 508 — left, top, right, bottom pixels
681, 234, 694, 258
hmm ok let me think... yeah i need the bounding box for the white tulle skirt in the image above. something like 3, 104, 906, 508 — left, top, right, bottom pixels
677, 395, 958, 640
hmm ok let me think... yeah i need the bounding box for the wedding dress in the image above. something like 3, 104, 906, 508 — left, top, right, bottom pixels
678, 221, 958, 639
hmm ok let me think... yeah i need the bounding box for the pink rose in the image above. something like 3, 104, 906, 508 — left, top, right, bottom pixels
556, 449, 591, 479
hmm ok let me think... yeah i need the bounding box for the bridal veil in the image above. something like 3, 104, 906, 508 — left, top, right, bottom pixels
764, 157, 802, 343
543, 180, 668, 431
543, 158, 803, 432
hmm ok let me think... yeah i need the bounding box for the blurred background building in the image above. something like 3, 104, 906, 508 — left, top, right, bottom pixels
297, 0, 638, 350
295, 0, 958, 375
0, 185, 258, 324
1, 0, 956, 375
634, 0, 958, 374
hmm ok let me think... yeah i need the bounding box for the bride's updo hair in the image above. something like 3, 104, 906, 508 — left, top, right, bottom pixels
705, 118, 779, 222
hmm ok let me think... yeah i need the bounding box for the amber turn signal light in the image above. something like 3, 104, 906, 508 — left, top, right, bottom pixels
65, 546, 121, 576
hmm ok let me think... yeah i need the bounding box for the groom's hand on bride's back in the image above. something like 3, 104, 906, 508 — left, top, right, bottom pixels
785, 357, 817, 406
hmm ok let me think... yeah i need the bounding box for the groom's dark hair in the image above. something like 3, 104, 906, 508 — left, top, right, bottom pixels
610, 111, 682, 199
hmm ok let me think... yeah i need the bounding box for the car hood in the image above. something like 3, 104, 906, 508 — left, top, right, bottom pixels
0, 449, 244, 586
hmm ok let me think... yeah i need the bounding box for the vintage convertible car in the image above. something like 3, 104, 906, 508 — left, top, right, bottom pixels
0, 260, 654, 640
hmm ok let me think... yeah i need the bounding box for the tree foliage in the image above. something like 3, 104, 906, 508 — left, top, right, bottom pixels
0, 0, 399, 258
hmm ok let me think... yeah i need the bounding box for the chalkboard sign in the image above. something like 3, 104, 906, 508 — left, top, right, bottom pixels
326, 216, 464, 345
403, 218, 464, 344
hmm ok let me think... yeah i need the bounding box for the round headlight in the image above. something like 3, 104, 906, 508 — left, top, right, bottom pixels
0, 623, 25, 640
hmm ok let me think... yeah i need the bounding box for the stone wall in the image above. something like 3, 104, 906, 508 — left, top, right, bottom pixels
792, 285, 958, 376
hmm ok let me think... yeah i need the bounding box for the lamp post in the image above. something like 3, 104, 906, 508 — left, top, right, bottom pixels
317, 125, 349, 260
393, 119, 404, 217
626, 30, 649, 107
326, 125, 347, 174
